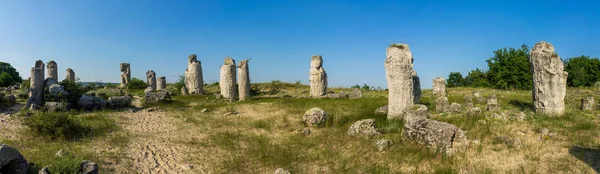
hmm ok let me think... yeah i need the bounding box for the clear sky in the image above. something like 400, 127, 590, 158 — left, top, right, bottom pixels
1, 0, 599, 89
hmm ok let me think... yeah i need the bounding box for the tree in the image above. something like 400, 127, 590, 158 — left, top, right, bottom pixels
464, 68, 490, 87
0, 62, 22, 86
564, 55, 600, 87
126, 78, 148, 90
350, 84, 360, 89
486, 44, 532, 90
447, 72, 464, 88
361, 84, 371, 90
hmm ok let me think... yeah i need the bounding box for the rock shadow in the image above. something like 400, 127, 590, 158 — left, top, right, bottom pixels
569, 146, 600, 173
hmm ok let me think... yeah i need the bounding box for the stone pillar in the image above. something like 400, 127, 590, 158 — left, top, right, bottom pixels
412, 72, 421, 104
309, 55, 327, 97
433, 77, 446, 97
385, 44, 415, 120
156, 76, 166, 91
120, 63, 131, 88
47, 61, 58, 82
146, 70, 156, 90
237, 60, 250, 101
27, 60, 45, 109
435, 97, 449, 112
220, 57, 237, 101
181, 87, 189, 96
581, 97, 595, 111
530, 41, 567, 116
486, 94, 500, 111
185, 54, 204, 95
65, 68, 75, 82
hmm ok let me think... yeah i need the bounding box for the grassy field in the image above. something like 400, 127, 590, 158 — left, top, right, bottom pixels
1, 82, 600, 173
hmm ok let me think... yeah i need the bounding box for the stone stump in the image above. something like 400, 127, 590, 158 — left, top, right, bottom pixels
309, 55, 327, 97
27, 60, 45, 109
385, 44, 416, 120
581, 97, 595, 111
185, 54, 204, 95
464, 95, 474, 109
47, 60, 58, 82
65, 68, 75, 82
486, 94, 500, 111
433, 77, 446, 97
220, 57, 237, 101
530, 41, 567, 116
146, 70, 156, 90
120, 63, 131, 88
435, 96, 449, 112
237, 60, 250, 101
156, 76, 166, 91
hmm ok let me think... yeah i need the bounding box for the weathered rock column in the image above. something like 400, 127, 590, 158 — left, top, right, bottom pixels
385, 44, 415, 119
220, 57, 237, 101
185, 54, 204, 95
237, 60, 250, 101
486, 94, 500, 111
47, 61, 58, 82
146, 70, 156, 90
65, 68, 75, 82
27, 60, 45, 109
433, 77, 446, 97
530, 41, 567, 116
309, 55, 327, 97
156, 76, 166, 91
412, 72, 421, 104
120, 63, 131, 88
581, 97, 595, 111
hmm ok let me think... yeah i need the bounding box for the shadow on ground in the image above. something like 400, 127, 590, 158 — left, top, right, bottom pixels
569, 146, 600, 173
508, 100, 534, 111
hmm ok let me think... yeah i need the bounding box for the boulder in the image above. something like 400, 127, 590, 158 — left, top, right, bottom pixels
349, 89, 363, 99
374, 105, 388, 114
108, 96, 132, 108
145, 91, 172, 103
448, 102, 461, 114
376, 139, 393, 151
39, 166, 51, 174
0, 144, 29, 174
303, 107, 326, 127
78, 160, 98, 174
347, 119, 381, 136
435, 96, 449, 112
486, 94, 500, 111
467, 107, 482, 117
404, 104, 429, 121
581, 97, 595, 111
45, 102, 69, 112
48, 84, 68, 97
78, 95, 107, 110
274, 168, 291, 174
144, 86, 154, 94
403, 118, 467, 155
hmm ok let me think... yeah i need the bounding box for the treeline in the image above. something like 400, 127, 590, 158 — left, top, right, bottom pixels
447, 44, 600, 90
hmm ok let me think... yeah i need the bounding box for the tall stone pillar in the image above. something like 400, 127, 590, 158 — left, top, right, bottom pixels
185, 54, 204, 95
309, 55, 327, 97
157, 76, 166, 91
47, 61, 58, 82
530, 41, 567, 116
385, 44, 415, 120
237, 60, 250, 101
220, 57, 237, 101
146, 70, 156, 90
27, 60, 45, 109
65, 68, 75, 82
433, 77, 446, 97
120, 63, 131, 88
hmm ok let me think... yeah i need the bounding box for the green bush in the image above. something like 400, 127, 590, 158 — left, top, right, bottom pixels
464, 68, 490, 87
24, 112, 116, 140
447, 72, 464, 88
564, 55, 600, 87
0, 62, 22, 86
485, 44, 532, 90
45, 80, 88, 105
173, 74, 185, 92
126, 78, 148, 90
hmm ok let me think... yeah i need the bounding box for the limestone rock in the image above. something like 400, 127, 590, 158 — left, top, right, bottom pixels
4, 94, 16, 106
120, 63, 131, 88
146, 70, 157, 91
530, 41, 567, 116
156, 76, 166, 91
55, 149, 68, 157
78, 95, 107, 110
494, 135, 522, 149
48, 84, 68, 96
473, 90, 485, 103
303, 107, 327, 127
486, 94, 500, 111
0, 144, 29, 174
108, 96, 132, 108
349, 88, 363, 99
347, 119, 381, 136
448, 102, 462, 114
467, 107, 482, 117
404, 104, 429, 121
403, 118, 467, 155
435, 97, 449, 112
515, 112, 526, 121
302, 128, 311, 136
78, 160, 98, 174
47, 60, 58, 82
432, 77, 446, 97
39, 166, 51, 174
374, 105, 388, 114
385, 44, 415, 119
309, 55, 327, 97
145, 91, 171, 103
45, 102, 69, 112
376, 139, 393, 151
464, 95, 473, 109
185, 54, 204, 95
412, 74, 421, 103
27, 60, 45, 109
144, 86, 153, 94
66, 68, 75, 82
581, 97, 595, 111
181, 87, 189, 96
274, 168, 291, 174
220, 57, 237, 101
237, 60, 251, 101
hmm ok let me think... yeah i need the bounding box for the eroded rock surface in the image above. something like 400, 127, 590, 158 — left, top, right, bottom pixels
530, 41, 567, 116
185, 54, 204, 95
309, 55, 327, 97
220, 57, 237, 101
385, 44, 416, 119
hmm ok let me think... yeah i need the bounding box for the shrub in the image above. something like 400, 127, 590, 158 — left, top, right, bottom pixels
45, 80, 88, 105
173, 74, 185, 92
447, 72, 465, 88
564, 55, 600, 87
486, 44, 532, 90
126, 78, 148, 90
24, 112, 115, 140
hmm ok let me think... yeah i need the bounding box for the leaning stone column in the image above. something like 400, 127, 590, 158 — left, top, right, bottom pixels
146, 70, 157, 90
530, 41, 567, 116
27, 60, 45, 109
220, 57, 237, 101
309, 55, 327, 97
385, 43, 415, 120
156, 76, 166, 91
185, 54, 204, 95
65, 68, 75, 82
120, 63, 131, 88
433, 77, 446, 97
47, 61, 58, 82
238, 60, 251, 101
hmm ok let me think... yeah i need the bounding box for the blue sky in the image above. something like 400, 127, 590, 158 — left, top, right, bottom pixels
1, 0, 599, 89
